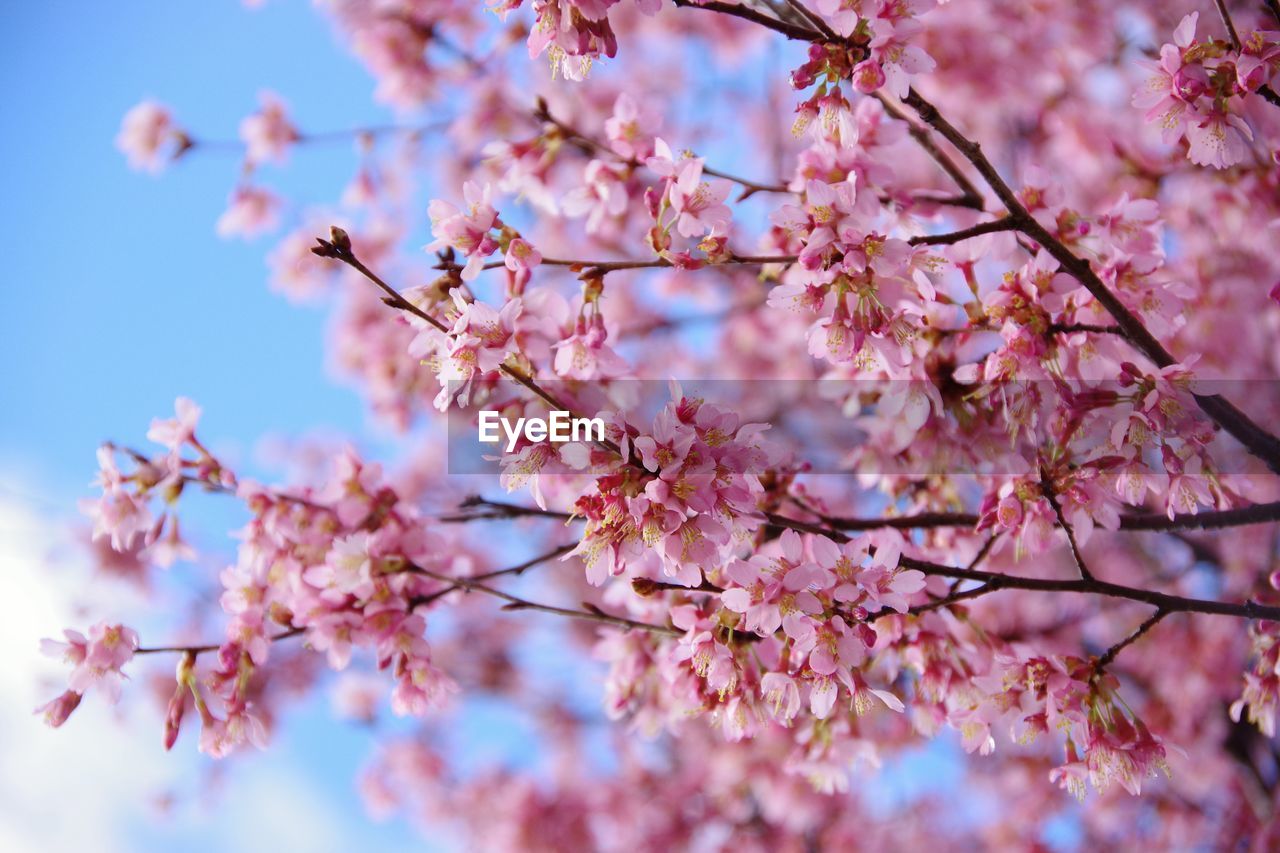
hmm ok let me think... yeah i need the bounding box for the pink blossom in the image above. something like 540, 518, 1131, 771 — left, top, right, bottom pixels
147, 396, 202, 450
239, 90, 299, 164
216, 185, 280, 239
425, 182, 501, 280
1185, 109, 1253, 169
552, 312, 627, 379
116, 101, 181, 172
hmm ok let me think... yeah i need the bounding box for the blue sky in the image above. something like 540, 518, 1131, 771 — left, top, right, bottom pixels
0, 3, 432, 850
0, 1, 390, 502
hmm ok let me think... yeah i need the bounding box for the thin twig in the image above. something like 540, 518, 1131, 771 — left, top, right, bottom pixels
874, 93, 985, 211
312, 230, 629, 459
1042, 472, 1095, 581
759, 511, 1280, 621
137, 626, 304, 656
671, 0, 824, 41
410, 543, 576, 607
1093, 609, 1167, 674
907, 217, 1018, 245
408, 564, 680, 636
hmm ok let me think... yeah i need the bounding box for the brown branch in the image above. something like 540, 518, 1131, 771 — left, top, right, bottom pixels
407, 564, 680, 636
782, 0, 837, 40
435, 253, 799, 278
1093, 608, 1167, 674
900, 87, 1280, 472
436, 495, 575, 523
760, 511, 1280, 621
410, 543, 576, 607
671, 0, 824, 41
813, 500, 1280, 533
874, 93, 985, 211
1042, 472, 1095, 581
137, 626, 304, 656
1212, 0, 1280, 107
907, 217, 1018, 246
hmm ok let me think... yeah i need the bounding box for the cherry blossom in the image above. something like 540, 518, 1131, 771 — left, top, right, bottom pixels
55, 0, 1280, 846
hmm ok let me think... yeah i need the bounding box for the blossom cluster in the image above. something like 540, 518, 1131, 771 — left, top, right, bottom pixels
69, 0, 1280, 846
1136, 12, 1280, 168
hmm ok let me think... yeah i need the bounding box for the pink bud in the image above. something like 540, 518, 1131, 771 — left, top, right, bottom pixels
164, 684, 188, 751
36, 690, 83, 728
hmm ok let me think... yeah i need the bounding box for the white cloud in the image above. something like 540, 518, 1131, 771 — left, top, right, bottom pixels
0, 492, 383, 853
0, 494, 181, 853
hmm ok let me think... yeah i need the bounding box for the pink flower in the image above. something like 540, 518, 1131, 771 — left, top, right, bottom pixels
305, 531, 374, 597
503, 237, 541, 290
605, 93, 660, 160
147, 396, 202, 450
391, 656, 457, 716
116, 101, 181, 172
36, 690, 83, 728
1185, 109, 1254, 169
562, 160, 631, 234
146, 516, 197, 568
425, 182, 501, 280
307, 610, 364, 670
199, 706, 268, 758
1237, 30, 1280, 92
526, 0, 619, 80
813, 0, 861, 37
761, 672, 802, 724
647, 138, 733, 238
216, 185, 280, 238
239, 91, 299, 164
552, 313, 627, 379
40, 622, 139, 708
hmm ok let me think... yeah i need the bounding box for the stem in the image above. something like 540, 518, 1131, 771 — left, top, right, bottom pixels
409, 543, 576, 606
671, 0, 824, 41
907, 217, 1018, 246
137, 626, 304, 656
874, 93, 985, 211
1093, 609, 1167, 673
535, 98, 791, 198
407, 564, 679, 636
1042, 472, 1095, 581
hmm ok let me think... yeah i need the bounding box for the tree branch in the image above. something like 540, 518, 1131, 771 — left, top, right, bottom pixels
1212, 0, 1280, 107
407, 564, 680, 636
1093, 608, 1167, 674
671, 0, 824, 41
900, 87, 1280, 472
760, 511, 1280, 621
1042, 472, 1095, 580
874, 93, 985, 210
